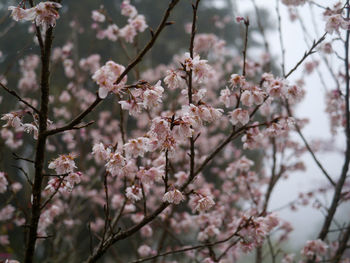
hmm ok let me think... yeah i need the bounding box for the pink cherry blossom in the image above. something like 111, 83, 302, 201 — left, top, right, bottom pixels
1, 112, 23, 129
230, 74, 246, 87
8, 6, 36, 22
92, 143, 111, 163
164, 69, 184, 89
163, 189, 185, 204
142, 80, 164, 109
92, 61, 127, 98
34, 1, 62, 28
137, 245, 152, 257
121, 0, 138, 18
105, 152, 126, 176
123, 137, 150, 158
129, 15, 148, 32
48, 154, 77, 174
0, 205, 15, 221
191, 195, 215, 213
138, 166, 164, 184
126, 185, 143, 202
22, 123, 38, 139
301, 239, 328, 260
0, 235, 9, 246
230, 108, 250, 126
219, 87, 237, 108
0, 172, 8, 193
119, 24, 137, 43
104, 24, 119, 41
241, 90, 254, 107
325, 14, 350, 34
91, 10, 105, 23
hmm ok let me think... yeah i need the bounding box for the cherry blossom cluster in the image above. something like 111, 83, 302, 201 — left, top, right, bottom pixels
46, 154, 82, 193
1, 110, 39, 143
91, 0, 148, 43
301, 239, 328, 262
119, 81, 164, 116
323, 3, 350, 34
8, 1, 62, 28
325, 89, 346, 135
92, 60, 127, 98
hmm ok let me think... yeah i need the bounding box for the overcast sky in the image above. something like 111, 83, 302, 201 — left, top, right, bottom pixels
234, 0, 350, 250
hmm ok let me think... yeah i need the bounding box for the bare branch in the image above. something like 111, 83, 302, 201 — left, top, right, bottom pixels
284, 33, 327, 78
0, 82, 39, 114
12, 165, 33, 186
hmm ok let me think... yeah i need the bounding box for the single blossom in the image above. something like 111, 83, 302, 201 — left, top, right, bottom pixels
121, 0, 138, 18
119, 24, 137, 43
301, 239, 328, 260
137, 245, 152, 257
193, 195, 215, 213
129, 15, 148, 32
8, 6, 36, 22
126, 185, 143, 202
91, 10, 106, 23
230, 74, 246, 87
105, 152, 126, 176
325, 14, 350, 34
34, 1, 62, 28
22, 123, 38, 139
9, 2, 62, 28
1, 112, 23, 129
164, 69, 183, 89
138, 166, 164, 184
230, 108, 250, 126
163, 189, 185, 204
142, 80, 164, 109
92, 143, 111, 163
219, 87, 237, 108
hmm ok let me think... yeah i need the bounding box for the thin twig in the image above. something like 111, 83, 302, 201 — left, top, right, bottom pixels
132, 233, 240, 263
12, 152, 34, 163
12, 165, 33, 186
187, 0, 201, 184
285, 101, 335, 186
276, 0, 286, 75
141, 183, 147, 217
40, 177, 64, 210
284, 33, 327, 78
242, 18, 250, 77
0, 82, 39, 114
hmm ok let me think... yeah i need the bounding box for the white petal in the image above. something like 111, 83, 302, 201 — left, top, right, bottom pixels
98, 87, 109, 99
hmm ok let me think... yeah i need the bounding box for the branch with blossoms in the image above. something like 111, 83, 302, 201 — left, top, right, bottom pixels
1, 0, 350, 263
